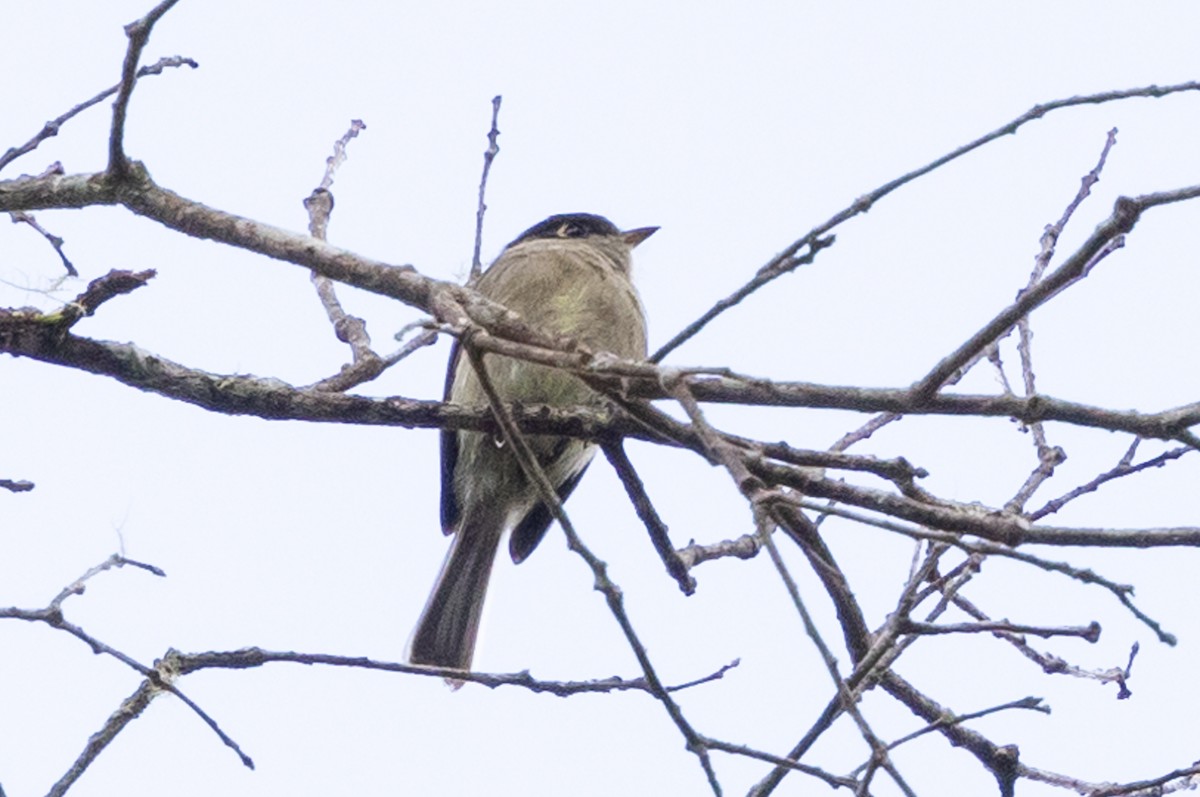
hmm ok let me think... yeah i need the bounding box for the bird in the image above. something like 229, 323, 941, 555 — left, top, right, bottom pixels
407, 212, 655, 675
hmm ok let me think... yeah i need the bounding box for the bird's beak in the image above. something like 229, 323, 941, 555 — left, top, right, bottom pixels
622, 226, 659, 248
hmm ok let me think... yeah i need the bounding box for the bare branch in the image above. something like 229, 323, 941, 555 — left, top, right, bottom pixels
807, 500, 1170, 634
650, 234, 835, 362
470, 95, 502, 281
1023, 762, 1200, 797
6, 165, 1200, 449
1030, 442, 1193, 521
881, 671, 1022, 796
109, 1, 182, 177
853, 696, 1049, 775
684, 376, 1200, 443
602, 441, 696, 593
315, 119, 366, 193
675, 533, 761, 569
835, 116, 1111, 472
303, 121, 382, 388
700, 735, 855, 789
652, 82, 1200, 362
1006, 130, 1120, 498
48, 553, 165, 611
0, 556, 254, 776
950, 594, 1140, 696
1000, 125, 1122, 509
461, 345, 722, 794
0, 56, 197, 175
68, 269, 157, 322
911, 188, 1198, 397
173, 647, 735, 696
8, 210, 76, 276
901, 618, 1101, 642
46, 679, 161, 797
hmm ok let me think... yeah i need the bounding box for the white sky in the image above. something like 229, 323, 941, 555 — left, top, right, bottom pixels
3, 2, 1199, 796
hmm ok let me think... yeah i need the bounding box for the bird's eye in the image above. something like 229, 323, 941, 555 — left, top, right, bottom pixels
557, 221, 587, 238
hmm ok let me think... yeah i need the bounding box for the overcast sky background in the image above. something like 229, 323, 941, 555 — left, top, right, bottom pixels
3, 3, 1199, 796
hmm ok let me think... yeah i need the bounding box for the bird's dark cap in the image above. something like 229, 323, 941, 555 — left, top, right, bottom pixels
509, 213, 640, 248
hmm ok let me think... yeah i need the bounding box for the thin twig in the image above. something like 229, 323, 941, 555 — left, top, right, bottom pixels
470, 95, 502, 281
316, 119, 366, 193
809, 500, 1176, 644
304, 121, 378, 380
700, 735, 856, 789
8, 210, 77, 275
651, 82, 1200, 363
852, 697, 1048, 776
0, 56, 197, 175
1030, 442, 1192, 521
828, 411, 903, 453
910, 186, 1200, 398
0, 556, 254, 773
1005, 444, 1068, 514
650, 235, 834, 362
950, 592, 1138, 694
1007, 130, 1120, 511
460, 343, 723, 795
49, 553, 165, 610
172, 647, 733, 696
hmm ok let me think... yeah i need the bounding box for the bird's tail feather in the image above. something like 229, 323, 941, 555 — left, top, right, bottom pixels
407, 523, 501, 676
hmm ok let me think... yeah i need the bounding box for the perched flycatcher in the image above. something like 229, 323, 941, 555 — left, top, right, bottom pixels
408, 213, 655, 673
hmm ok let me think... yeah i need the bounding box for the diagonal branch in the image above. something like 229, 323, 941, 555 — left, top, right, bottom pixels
460, 344, 724, 795
0, 556, 254, 775
602, 441, 696, 594
652, 81, 1200, 362
0, 56, 197, 175
912, 186, 1200, 398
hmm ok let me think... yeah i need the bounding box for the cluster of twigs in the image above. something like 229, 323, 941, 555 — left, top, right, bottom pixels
3, 2, 1199, 795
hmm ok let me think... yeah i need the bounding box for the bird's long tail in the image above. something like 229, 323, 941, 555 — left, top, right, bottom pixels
407, 523, 501, 674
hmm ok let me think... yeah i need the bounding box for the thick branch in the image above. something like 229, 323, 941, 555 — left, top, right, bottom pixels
683, 377, 1200, 443
109, 1, 182, 176
3, 168, 1199, 448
